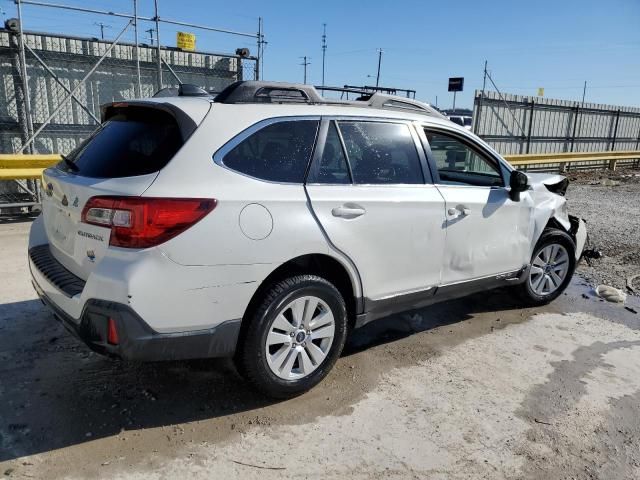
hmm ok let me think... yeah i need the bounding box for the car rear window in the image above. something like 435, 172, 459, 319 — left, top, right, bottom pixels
60, 107, 183, 178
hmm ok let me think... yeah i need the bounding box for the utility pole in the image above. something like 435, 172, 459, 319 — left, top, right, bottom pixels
482, 60, 488, 93
321, 23, 327, 86
94, 22, 110, 40
581, 80, 587, 103
145, 28, 154, 46
474, 60, 488, 134
256, 17, 264, 80
300, 56, 311, 84
375, 48, 383, 87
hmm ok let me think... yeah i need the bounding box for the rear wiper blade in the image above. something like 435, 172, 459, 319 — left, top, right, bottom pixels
60, 154, 79, 172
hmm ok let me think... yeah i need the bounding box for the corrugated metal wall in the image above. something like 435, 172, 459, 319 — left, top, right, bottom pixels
472, 90, 640, 155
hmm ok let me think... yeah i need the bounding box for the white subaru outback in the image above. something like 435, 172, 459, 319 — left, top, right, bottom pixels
29, 81, 587, 398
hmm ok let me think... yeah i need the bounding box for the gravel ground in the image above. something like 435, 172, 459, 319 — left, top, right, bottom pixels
566, 168, 640, 294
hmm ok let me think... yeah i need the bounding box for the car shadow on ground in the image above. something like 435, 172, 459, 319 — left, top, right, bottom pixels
0, 289, 553, 462
0, 215, 38, 225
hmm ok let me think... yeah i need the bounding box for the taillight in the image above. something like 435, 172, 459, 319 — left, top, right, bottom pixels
107, 318, 119, 345
81, 196, 217, 248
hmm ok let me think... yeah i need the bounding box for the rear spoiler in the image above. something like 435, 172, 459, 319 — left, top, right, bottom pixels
100, 101, 202, 141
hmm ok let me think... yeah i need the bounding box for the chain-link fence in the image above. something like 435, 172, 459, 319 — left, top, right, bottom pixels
0, 2, 260, 212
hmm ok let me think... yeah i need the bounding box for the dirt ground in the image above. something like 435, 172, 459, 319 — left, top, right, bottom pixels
1, 174, 640, 479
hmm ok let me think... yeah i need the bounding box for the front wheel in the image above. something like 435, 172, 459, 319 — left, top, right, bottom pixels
236, 275, 348, 399
516, 229, 576, 306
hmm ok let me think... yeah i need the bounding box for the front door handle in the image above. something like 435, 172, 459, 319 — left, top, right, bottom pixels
332, 204, 366, 219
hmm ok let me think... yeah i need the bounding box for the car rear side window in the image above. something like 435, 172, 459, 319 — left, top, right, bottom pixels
307, 122, 351, 184
222, 120, 319, 183
62, 107, 183, 178
337, 121, 423, 184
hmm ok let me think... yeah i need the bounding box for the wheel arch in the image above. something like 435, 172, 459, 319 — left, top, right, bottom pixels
236, 253, 362, 353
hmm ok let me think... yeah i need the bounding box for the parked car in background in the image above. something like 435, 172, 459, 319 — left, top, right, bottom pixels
28, 81, 587, 398
447, 114, 473, 130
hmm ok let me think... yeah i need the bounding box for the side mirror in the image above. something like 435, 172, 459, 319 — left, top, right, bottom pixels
509, 170, 529, 201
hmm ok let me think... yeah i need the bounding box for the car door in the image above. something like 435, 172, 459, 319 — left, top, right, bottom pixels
420, 126, 532, 284
305, 118, 447, 306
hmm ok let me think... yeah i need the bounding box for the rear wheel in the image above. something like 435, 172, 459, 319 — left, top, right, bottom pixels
517, 229, 576, 306
237, 275, 348, 398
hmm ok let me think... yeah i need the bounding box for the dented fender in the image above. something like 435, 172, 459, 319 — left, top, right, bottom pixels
525, 172, 586, 259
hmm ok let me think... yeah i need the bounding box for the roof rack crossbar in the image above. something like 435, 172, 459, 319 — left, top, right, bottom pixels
215, 81, 324, 104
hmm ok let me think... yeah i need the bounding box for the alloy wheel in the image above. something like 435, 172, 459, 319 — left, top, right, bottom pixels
265, 295, 335, 380
529, 243, 570, 296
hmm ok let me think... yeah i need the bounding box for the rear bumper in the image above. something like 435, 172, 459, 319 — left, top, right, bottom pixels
31, 273, 241, 362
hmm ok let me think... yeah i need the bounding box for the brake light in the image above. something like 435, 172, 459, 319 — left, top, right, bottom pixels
107, 318, 119, 345
81, 196, 217, 248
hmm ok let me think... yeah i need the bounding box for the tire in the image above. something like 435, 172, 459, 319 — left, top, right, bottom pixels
236, 275, 348, 399
516, 228, 576, 306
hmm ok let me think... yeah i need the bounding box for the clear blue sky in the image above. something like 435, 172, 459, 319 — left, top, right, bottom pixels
5, 0, 639, 108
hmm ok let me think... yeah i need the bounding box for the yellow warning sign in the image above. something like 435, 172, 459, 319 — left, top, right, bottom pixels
177, 31, 196, 51
537, 87, 544, 97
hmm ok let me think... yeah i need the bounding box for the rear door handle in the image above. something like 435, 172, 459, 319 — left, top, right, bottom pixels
447, 206, 471, 217
332, 204, 366, 219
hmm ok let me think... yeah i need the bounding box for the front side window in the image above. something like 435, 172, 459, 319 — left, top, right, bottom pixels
337, 121, 423, 184
222, 120, 319, 183
425, 130, 503, 187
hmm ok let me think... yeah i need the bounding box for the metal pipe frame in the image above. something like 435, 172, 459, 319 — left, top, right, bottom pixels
153, 0, 162, 90
485, 70, 526, 137
161, 57, 182, 84
16, 0, 34, 153
24, 43, 100, 123
133, 0, 141, 97
18, 20, 133, 153
17, 0, 257, 38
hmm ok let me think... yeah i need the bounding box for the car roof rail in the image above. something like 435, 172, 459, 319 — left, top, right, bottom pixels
364, 93, 446, 118
152, 80, 447, 119
214, 81, 325, 104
